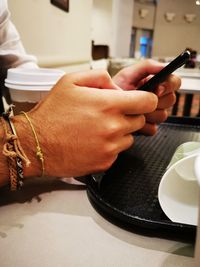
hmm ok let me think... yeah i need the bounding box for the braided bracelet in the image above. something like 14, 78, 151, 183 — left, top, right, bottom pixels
1, 105, 30, 190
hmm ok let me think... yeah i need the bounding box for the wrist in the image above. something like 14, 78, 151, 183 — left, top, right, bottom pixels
13, 114, 42, 178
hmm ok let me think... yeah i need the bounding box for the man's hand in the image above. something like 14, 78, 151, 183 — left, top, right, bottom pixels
19, 70, 157, 177
112, 59, 181, 135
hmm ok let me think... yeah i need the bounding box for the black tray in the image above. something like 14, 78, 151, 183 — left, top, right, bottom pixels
85, 116, 200, 241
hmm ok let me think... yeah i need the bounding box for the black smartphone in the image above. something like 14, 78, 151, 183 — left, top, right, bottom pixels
138, 50, 191, 92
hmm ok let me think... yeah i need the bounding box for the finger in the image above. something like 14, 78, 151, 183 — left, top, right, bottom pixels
129, 59, 165, 85
61, 69, 121, 90
145, 110, 168, 124
102, 115, 145, 140
157, 92, 176, 109
97, 135, 134, 168
113, 59, 165, 90
156, 74, 181, 97
115, 134, 134, 153
103, 90, 158, 115
119, 115, 145, 135
138, 123, 158, 136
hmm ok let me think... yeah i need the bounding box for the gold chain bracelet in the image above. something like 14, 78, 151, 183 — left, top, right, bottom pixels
21, 112, 45, 177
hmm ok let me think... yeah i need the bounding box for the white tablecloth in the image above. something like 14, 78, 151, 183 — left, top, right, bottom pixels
0, 177, 195, 267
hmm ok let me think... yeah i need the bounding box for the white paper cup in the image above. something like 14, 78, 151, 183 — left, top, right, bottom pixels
5, 68, 65, 114
158, 142, 200, 226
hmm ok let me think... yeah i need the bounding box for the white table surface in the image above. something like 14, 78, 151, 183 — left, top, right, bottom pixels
179, 77, 200, 94
0, 177, 195, 267
175, 69, 200, 94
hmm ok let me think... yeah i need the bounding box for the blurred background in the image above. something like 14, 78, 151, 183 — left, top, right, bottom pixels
8, 0, 200, 117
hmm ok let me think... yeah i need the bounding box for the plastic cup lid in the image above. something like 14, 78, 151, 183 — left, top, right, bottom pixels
5, 67, 65, 85
5, 82, 52, 91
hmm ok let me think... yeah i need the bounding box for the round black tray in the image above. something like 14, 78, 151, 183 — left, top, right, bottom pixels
86, 117, 200, 241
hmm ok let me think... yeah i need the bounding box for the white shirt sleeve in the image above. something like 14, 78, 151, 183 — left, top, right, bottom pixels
0, 0, 38, 69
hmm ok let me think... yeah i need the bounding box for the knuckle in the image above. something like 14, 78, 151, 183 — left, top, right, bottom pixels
177, 77, 182, 89
102, 142, 118, 157
165, 92, 176, 106
143, 59, 156, 68
133, 115, 146, 131
103, 121, 122, 137
163, 110, 169, 121
171, 74, 182, 90
171, 92, 177, 105
139, 115, 146, 127
150, 93, 158, 110
158, 110, 168, 122
134, 115, 146, 131
126, 134, 134, 148
97, 157, 116, 172
99, 70, 111, 81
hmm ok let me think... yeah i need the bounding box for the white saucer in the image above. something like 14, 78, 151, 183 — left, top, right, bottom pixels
158, 154, 200, 226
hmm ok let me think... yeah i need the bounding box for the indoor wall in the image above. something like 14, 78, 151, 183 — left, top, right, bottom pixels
133, 0, 200, 58
153, 0, 200, 57
8, 0, 93, 70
